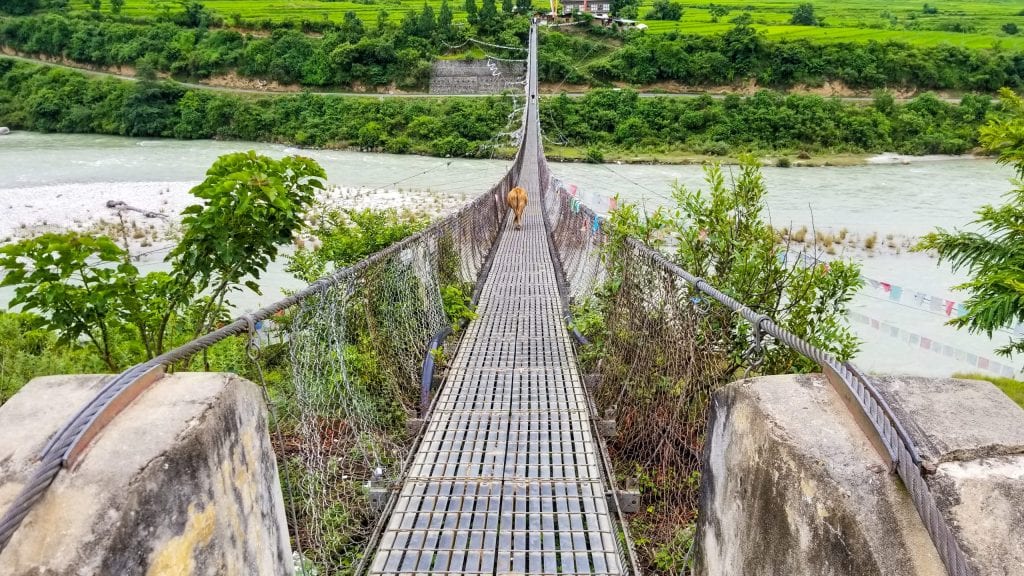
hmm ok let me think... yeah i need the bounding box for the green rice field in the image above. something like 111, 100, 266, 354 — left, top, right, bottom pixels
71, 0, 1024, 48
636, 0, 1024, 48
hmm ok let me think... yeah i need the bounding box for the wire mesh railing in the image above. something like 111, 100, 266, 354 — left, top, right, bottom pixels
537, 165, 975, 576
0, 146, 525, 574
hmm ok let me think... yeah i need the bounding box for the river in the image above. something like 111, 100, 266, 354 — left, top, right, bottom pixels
0, 132, 1017, 379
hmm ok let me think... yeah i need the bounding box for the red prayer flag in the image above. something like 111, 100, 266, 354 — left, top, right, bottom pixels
880, 282, 891, 293
944, 300, 955, 317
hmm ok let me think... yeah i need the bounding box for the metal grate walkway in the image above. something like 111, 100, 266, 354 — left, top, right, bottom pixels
369, 68, 624, 573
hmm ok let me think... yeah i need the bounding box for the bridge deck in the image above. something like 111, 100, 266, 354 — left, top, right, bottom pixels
369, 102, 624, 573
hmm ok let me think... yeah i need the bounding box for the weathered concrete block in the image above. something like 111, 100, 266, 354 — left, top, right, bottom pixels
873, 375, 1024, 574
0, 372, 293, 576
698, 374, 945, 576
698, 373, 1024, 576
871, 375, 1024, 466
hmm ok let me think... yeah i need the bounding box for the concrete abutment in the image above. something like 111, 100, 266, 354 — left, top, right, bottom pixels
0, 373, 292, 576
698, 373, 1024, 576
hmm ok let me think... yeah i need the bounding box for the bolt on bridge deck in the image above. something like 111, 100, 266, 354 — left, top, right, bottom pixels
369, 158, 625, 574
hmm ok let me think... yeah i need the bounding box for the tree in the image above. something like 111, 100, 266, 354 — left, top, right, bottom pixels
341, 11, 365, 43
916, 89, 1024, 360
516, 0, 532, 14
708, 3, 729, 22
611, 0, 638, 19
790, 3, 820, 26
0, 0, 39, 15
478, 0, 499, 32
89, 0, 101, 10
438, 0, 454, 38
111, 0, 124, 14
168, 152, 325, 339
0, 234, 153, 370
465, 0, 478, 25
416, 2, 436, 38
922, 3, 938, 14
645, 0, 682, 21
729, 12, 752, 26
1003, 22, 1019, 35
502, 0, 513, 15
0, 152, 325, 370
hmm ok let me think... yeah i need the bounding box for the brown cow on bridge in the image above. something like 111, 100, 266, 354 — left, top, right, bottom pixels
506, 186, 528, 230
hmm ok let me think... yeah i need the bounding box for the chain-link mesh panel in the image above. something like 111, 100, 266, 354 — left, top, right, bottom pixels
541, 175, 607, 302
279, 153, 525, 574
540, 160, 726, 573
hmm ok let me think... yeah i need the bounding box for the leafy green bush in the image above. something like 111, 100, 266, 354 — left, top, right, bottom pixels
441, 284, 477, 330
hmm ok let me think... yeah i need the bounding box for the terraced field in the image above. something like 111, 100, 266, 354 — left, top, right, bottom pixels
72, 0, 474, 25
70, 0, 1024, 48
638, 0, 1024, 48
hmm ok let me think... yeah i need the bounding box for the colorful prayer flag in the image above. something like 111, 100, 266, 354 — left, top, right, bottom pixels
889, 286, 903, 302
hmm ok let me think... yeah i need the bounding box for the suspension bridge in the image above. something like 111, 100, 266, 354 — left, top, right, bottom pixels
0, 21, 1004, 576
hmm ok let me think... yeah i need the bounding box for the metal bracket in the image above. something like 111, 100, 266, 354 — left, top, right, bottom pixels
607, 489, 640, 514
596, 419, 617, 439
821, 363, 896, 473
367, 485, 393, 513
405, 418, 426, 437
67, 365, 165, 469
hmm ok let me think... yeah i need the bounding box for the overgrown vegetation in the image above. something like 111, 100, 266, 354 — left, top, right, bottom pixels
4, 58, 995, 160
572, 159, 860, 573
0, 59, 515, 155
0, 148, 482, 573
0, 3, 529, 89
542, 88, 992, 157
538, 25, 1024, 91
